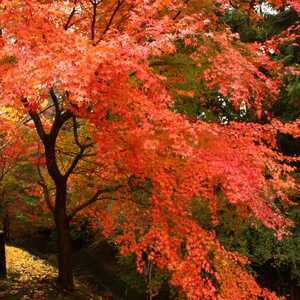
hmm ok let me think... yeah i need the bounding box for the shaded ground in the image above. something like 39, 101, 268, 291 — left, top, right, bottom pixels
11, 234, 145, 300
0, 246, 106, 300
73, 241, 144, 300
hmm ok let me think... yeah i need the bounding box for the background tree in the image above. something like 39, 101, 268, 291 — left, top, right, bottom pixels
0, 114, 25, 240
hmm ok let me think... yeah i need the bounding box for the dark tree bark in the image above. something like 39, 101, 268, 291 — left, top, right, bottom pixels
23, 95, 75, 290
42, 119, 75, 291
0, 230, 6, 278
3, 212, 10, 242
54, 181, 73, 290
22, 90, 121, 291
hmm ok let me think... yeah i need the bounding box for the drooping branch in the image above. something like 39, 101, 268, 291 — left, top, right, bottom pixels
68, 183, 122, 221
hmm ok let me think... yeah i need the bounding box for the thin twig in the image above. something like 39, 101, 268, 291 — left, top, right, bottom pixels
172, 0, 190, 20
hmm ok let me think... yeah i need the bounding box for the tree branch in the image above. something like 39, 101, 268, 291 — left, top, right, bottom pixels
0, 161, 13, 182
37, 163, 54, 213
72, 116, 83, 150
63, 116, 93, 179
96, 0, 123, 43
90, 0, 101, 41
64, 0, 79, 30
115, 4, 133, 31
49, 110, 73, 141
72, 116, 94, 149
49, 87, 60, 120
23, 103, 59, 126
63, 148, 85, 180
68, 184, 122, 221
21, 97, 47, 143
56, 147, 96, 158
172, 0, 190, 20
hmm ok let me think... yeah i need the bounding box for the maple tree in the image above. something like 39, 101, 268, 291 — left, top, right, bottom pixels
0, 0, 299, 298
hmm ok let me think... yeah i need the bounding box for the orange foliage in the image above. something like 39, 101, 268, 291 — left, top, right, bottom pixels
0, 0, 299, 298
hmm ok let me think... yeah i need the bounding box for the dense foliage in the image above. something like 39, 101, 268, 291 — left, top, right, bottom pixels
0, 0, 299, 299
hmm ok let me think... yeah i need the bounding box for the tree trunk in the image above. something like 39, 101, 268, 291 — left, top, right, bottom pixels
0, 230, 6, 278
27, 93, 75, 291
54, 183, 74, 291
3, 212, 10, 242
